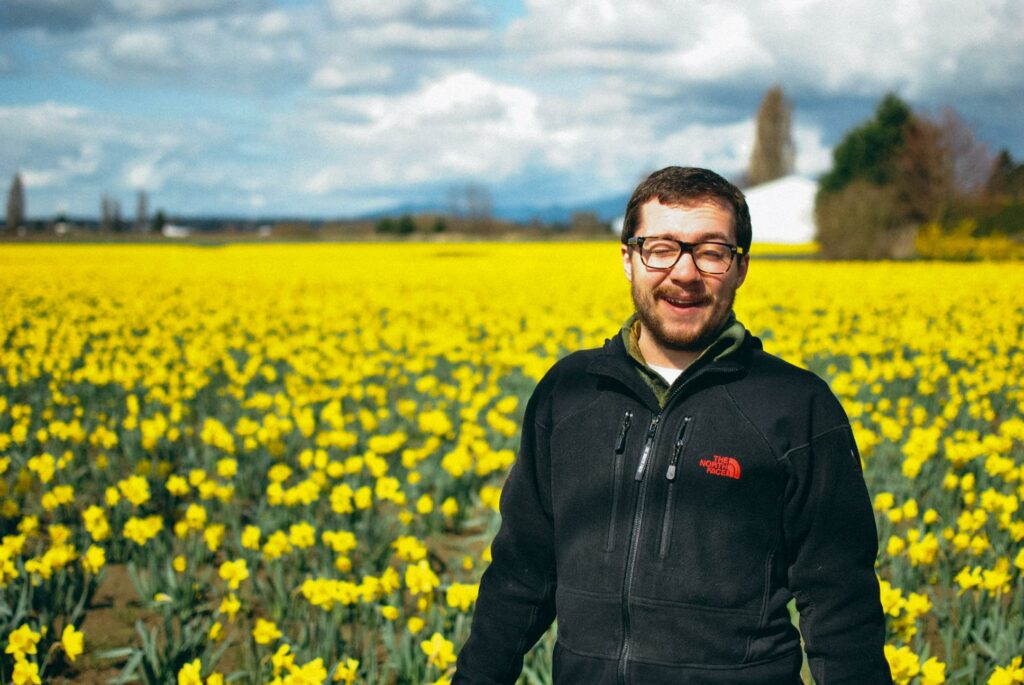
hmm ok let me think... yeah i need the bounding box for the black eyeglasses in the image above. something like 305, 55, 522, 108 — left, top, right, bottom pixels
626, 237, 745, 274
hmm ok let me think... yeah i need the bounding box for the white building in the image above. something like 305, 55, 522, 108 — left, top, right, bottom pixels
744, 174, 818, 244
162, 223, 193, 239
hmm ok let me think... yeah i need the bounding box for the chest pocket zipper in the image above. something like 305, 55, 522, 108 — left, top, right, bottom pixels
659, 416, 692, 559
605, 410, 632, 552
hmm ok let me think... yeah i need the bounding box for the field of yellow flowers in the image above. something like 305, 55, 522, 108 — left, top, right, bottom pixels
0, 242, 1022, 685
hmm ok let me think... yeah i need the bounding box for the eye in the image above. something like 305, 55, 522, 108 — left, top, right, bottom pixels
695, 245, 729, 261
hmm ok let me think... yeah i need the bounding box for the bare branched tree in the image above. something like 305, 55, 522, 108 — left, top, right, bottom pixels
447, 183, 493, 221
934, 107, 994, 198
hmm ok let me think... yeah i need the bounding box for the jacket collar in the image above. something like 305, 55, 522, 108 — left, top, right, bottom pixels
586, 312, 758, 411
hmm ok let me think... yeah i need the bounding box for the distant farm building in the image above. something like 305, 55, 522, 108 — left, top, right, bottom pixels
744, 175, 817, 244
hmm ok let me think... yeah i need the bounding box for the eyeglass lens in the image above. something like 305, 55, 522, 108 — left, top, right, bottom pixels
641, 240, 733, 274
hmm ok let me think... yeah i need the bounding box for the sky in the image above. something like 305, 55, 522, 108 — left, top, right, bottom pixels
2, 0, 1023, 219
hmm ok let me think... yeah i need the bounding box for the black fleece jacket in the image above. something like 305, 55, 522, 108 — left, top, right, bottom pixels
455, 323, 891, 684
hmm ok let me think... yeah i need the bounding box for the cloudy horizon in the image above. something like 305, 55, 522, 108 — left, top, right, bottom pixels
2, 0, 1022, 220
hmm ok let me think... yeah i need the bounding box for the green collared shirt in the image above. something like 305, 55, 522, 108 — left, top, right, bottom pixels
620, 312, 747, 408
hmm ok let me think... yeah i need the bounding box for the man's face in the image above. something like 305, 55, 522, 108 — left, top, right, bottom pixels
621, 198, 748, 354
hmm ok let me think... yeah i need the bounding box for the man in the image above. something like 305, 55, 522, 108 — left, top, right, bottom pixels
454, 167, 891, 684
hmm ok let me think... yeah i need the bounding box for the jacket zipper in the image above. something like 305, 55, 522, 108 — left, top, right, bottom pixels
605, 410, 633, 552
617, 366, 723, 683
618, 413, 660, 684
659, 417, 692, 559
633, 415, 660, 481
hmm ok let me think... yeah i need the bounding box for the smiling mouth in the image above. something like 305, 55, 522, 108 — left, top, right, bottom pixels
661, 296, 706, 308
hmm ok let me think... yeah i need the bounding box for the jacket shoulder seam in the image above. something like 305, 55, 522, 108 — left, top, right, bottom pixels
779, 424, 852, 463
721, 384, 779, 460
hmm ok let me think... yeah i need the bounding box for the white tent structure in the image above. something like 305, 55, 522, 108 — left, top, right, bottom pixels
744, 174, 818, 244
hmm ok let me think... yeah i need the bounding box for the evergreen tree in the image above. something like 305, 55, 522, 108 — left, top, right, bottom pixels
815, 93, 915, 258
748, 86, 795, 186
396, 214, 415, 235
153, 209, 167, 234
985, 149, 1024, 200
6, 173, 25, 233
134, 190, 149, 232
818, 93, 912, 193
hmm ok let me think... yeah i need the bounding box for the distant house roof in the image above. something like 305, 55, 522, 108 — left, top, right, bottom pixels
162, 224, 193, 238
744, 174, 817, 244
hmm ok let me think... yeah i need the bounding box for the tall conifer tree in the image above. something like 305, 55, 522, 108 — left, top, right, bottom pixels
748, 86, 795, 186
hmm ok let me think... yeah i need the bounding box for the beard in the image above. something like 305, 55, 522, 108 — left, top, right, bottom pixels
631, 280, 736, 352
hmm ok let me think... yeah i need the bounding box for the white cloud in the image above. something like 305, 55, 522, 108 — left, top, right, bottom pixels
328, 0, 481, 24
310, 62, 395, 91
792, 125, 833, 177
0, 103, 109, 188
508, 0, 674, 51
296, 70, 792, 207
255, 9, 291, 36
123, 149, 184, 190
67, 13, 308, 90
108, 0, 253, 21
302, 71, 545, 194
508, 0, 1024, 98
3, 0, 1022, 216
349, 22, 491, 51
109, 31, 181, 71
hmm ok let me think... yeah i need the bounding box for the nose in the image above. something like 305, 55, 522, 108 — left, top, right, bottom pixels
667, 250, 702, 283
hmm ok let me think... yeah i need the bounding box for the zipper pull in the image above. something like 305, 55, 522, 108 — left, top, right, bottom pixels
666, 417, 691, 481
634, 415, 660, 481
615, 411, 633, 453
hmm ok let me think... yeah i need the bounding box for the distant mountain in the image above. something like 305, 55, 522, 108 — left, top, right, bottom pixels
359, 193, 631, 225
494, 194, 631, 224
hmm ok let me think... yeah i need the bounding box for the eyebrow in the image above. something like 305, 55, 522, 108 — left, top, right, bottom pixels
645, 232, 734, 243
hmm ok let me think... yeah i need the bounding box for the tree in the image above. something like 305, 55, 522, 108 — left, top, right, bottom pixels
396, 214, 416, 235
816, 94, 1004, 258
6, 173, 25, 234
153, 209, 167, 234
814, 94, 915, 257
569, 211, 605, 234
818, 93, 912, 194
748, 86, 795, 186
934, 108, 993, 198
100, 194, 122, 232
986, 150, 1024, 201
890, 115, 953, 224
447, 183, 493, 220
815, 180, 910, 259
134, 190, 149, 232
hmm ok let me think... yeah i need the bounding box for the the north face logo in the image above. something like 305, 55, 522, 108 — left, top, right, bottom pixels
698, 455, 741, 479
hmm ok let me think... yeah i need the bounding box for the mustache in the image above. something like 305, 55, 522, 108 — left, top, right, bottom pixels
653, 287, 711, 305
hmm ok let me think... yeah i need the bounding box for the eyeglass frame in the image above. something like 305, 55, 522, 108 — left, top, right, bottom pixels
625, 236, 746, 274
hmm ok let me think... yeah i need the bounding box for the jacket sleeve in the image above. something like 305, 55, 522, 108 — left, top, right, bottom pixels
453, 381, 557, 685
783, 401, 892, 684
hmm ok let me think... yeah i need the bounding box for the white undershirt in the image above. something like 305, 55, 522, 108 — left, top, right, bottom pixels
648, 363, 683, 386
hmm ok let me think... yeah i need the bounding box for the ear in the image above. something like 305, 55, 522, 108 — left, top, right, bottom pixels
621, 243, 633, 282
734, 253, 749, 288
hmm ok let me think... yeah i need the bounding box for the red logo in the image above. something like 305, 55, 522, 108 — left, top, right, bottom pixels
698, 455, 741, 479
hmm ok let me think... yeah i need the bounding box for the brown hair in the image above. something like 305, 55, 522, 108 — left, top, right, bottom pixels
620, 167, 752, 252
